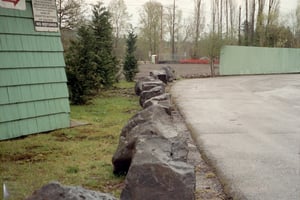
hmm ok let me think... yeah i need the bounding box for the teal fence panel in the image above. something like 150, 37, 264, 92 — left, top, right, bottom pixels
220, 46, 300, 75
0, 0, 70, 140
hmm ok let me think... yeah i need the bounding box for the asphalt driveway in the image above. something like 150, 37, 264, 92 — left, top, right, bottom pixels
171, 74, 300, 200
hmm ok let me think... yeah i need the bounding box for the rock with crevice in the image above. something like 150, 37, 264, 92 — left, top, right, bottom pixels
143, 93, 172, 113
120, 136, 195, 200
26, 182, 117, 200
112, 105, 181, 175
134, 76, 156, 96
139, 86, 165, 106
162, 66, 176, 82
150, 70, 168, 84
141, 80, 166, 92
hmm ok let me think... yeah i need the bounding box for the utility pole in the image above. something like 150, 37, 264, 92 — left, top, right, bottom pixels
172, 0, 175, 61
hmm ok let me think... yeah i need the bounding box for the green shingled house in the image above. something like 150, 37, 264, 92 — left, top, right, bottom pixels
0, 0, 70, 140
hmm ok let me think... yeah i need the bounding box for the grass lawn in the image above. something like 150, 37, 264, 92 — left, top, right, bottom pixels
0, 81, 140, 199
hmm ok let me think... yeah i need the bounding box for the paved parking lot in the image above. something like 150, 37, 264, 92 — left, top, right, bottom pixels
171, 74, 300, 200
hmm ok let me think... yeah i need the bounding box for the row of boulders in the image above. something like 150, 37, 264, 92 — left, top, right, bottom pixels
112, 66, 196, 200
26, 66, 196, 200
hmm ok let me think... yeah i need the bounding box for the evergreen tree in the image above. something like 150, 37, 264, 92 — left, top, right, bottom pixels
65, 2, 119, 104
66, 25, 97, 104
91, 2, 119, 88
123, 29, 138, 82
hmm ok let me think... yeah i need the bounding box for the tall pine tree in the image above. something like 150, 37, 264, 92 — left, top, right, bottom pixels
65, 2, 118, 104
123, 29, 138, 82
92, 2, 119, 88
66, 26, 97, 104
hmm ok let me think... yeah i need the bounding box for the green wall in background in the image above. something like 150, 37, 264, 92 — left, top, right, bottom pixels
0, 0, 70, 140
220, 46, 300, 75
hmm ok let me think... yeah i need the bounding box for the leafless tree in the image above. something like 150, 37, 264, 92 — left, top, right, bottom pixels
56, 0, 85, 30
250, 0, 256, 45
108, 0, 130, 56
256, 0, 266, 46
229, 0, 237, 39
295, 0, 300, 46
265, 0, 280, 45
193, 0, 203, 57
245, 0, 249, 45
225, 0, 229, 37
238, 5, 241, 45
165, 4, 184, 60
139, 1, 163, 58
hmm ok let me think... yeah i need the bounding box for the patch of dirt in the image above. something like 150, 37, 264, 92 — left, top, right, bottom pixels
0, 152, 47, 163
0, 145, 62, 164
52, 130, 90, 142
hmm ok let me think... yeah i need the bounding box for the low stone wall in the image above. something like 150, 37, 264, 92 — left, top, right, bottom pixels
26, 66, 196, 200
113, 66, 196, 200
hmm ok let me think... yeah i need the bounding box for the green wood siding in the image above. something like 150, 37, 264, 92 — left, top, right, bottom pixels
220, 46, 300, 75
0, 0, 70, 140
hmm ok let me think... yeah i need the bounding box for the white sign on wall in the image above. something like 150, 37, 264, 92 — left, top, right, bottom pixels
32, 0, 59, 32
0, 0, 26, 10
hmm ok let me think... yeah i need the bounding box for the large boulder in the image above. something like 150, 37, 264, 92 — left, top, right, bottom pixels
26, 182, 117, 200
139, 86, 165, 106
134, 76, 156, 96
150, 70, 168, 84
121, 136, 195, 200
141, 80, 165, 92
143, 93, 172, 113
162, 66, 176, 82
112, 105, 181, 175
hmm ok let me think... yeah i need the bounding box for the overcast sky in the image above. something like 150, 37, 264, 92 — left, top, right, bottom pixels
86, 0, 298, 26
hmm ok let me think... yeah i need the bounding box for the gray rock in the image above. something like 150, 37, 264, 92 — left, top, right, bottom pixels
134, 76, 156, 96
112, 105, 181, 175
150, 70, 168, 84
162, 66, 176, 82
121, 136, 195, 200
143, 93, 172, 113
26, 182, 117, 200
139, 86, 165, 106
141, 80, 165, 92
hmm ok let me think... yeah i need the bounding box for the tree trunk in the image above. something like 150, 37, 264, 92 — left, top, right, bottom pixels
220, 0, 223, 38
172, 0, 176, 61
212, 0, 216, 33
210, 59, 215, 77
245, 0, 249, 45
250, 0, 256, 45
194, 0, 202, 58
238, 6, 241, 45
225, 0, 229, 37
